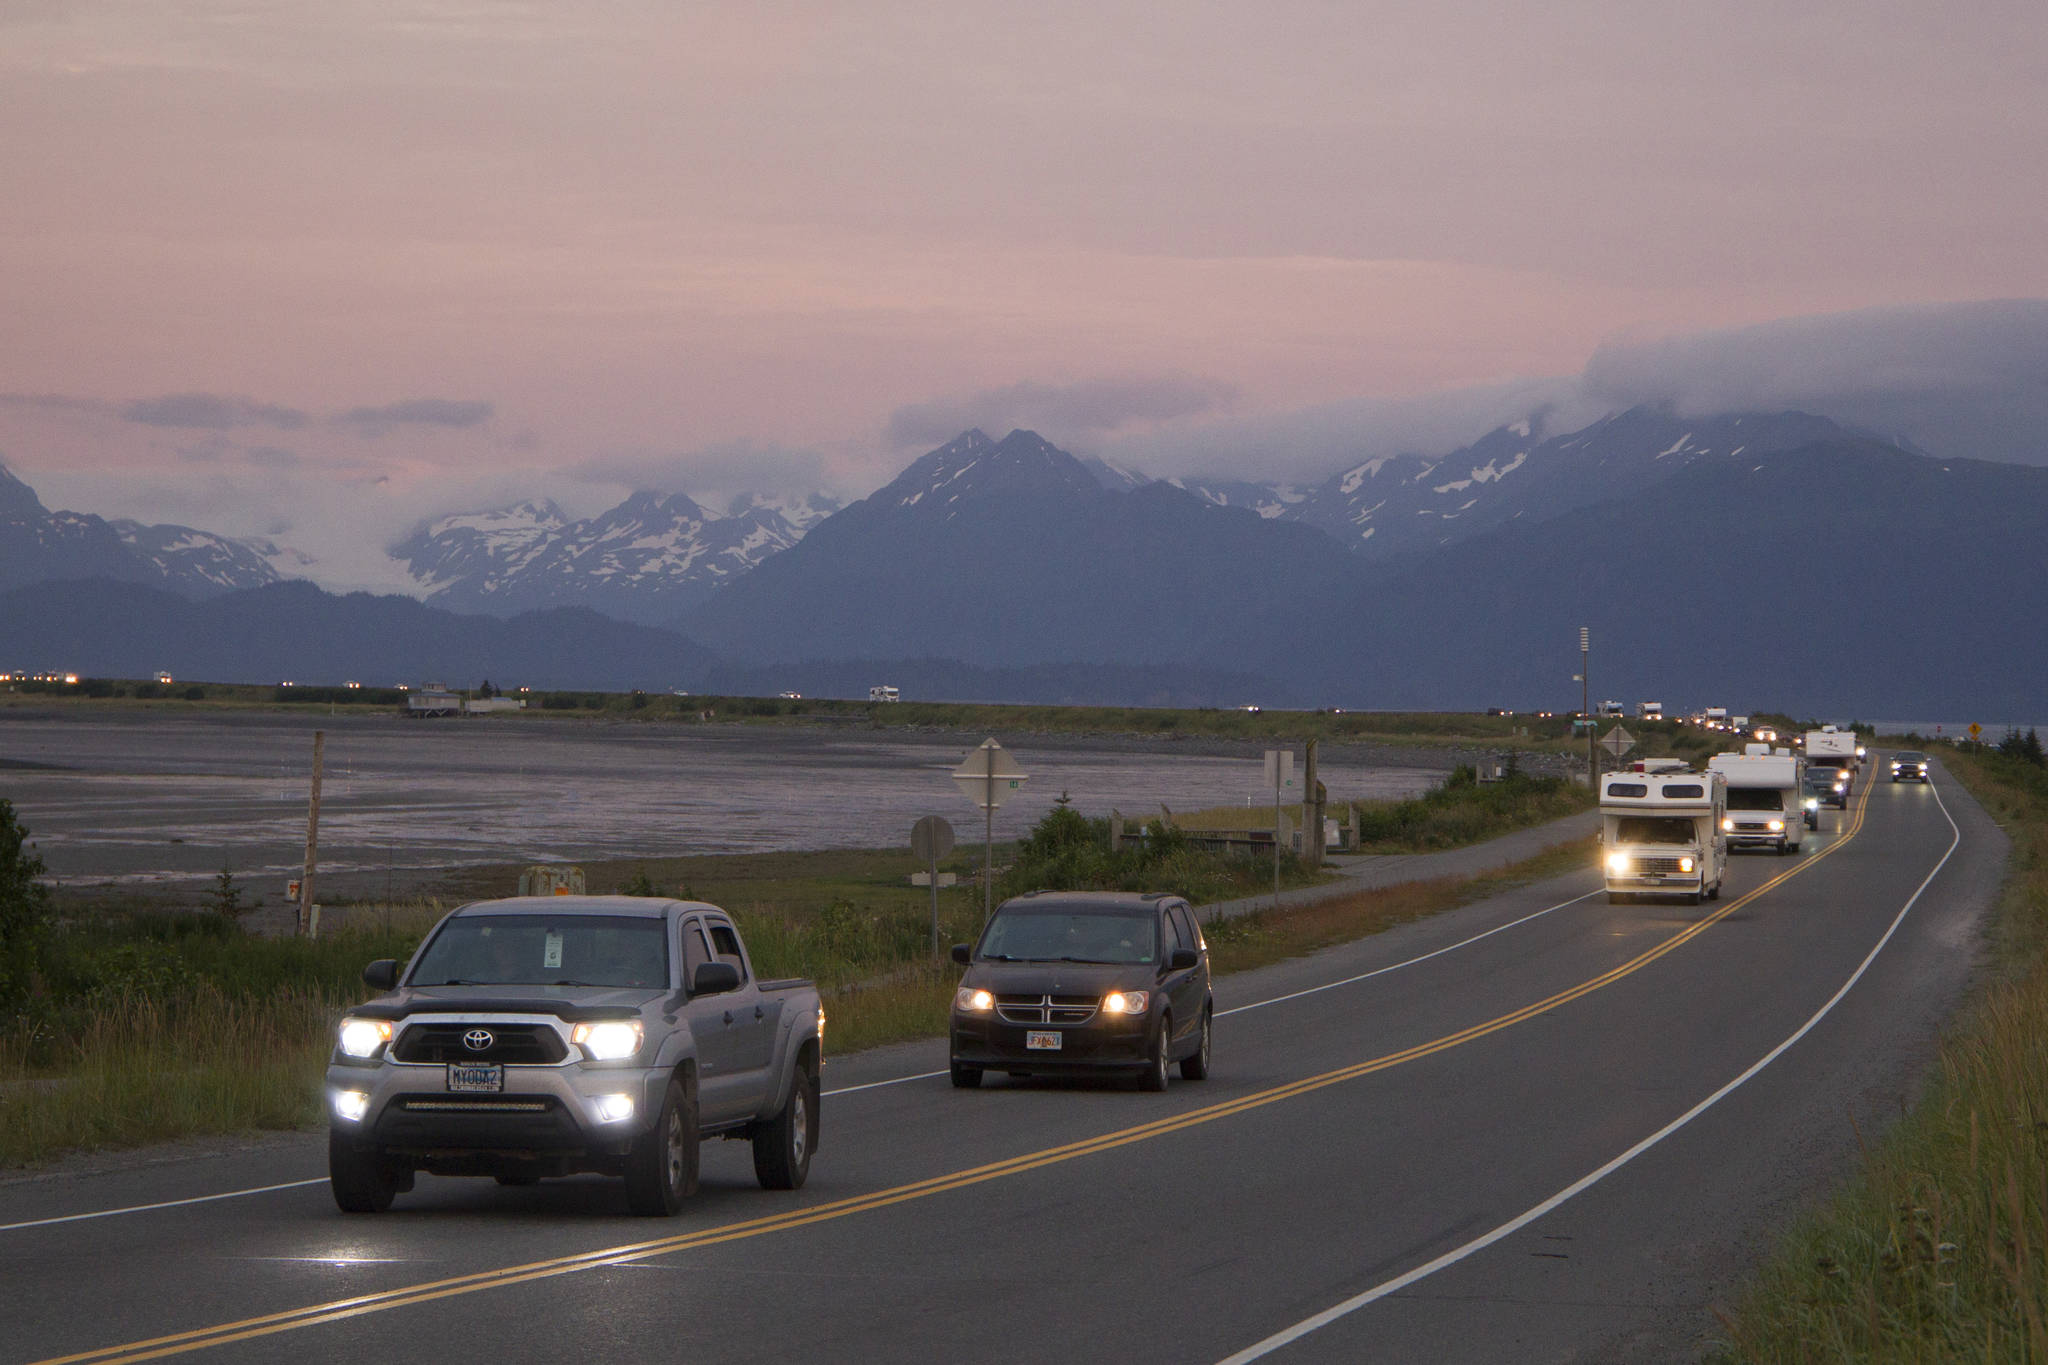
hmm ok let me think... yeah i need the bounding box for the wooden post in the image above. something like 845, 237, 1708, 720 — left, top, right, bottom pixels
297, 730, 324, 937
1303, 739, 1323, 867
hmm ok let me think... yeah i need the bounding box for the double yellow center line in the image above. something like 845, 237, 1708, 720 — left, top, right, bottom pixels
38, 780, 1870, 1365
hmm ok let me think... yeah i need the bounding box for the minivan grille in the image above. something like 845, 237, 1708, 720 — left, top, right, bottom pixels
995, 994, 1098, 1025
392, 1023, 566, 1065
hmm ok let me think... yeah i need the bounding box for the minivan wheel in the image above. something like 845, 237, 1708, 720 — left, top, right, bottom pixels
1138, 1015, 1171, 1092
1180, 1007, 1212, 1081
624, 1075, 698, 1216
949, 1062, 982, 1089
329, 1131, 399, 1214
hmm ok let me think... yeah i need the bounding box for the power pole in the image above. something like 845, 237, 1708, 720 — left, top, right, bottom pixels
297, 730, 325, 937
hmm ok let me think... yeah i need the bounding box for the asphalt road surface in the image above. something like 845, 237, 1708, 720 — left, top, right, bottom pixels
1, 757, 2004, 1364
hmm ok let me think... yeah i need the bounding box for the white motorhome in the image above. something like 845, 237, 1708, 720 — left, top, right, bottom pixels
1707, 751, 1805, 854
1597, 699, 1625, 717
1804, 727, 1858, 776
1637, 701, 1665, 720
1600, 769, 1727, 905
869, 685, 901, 703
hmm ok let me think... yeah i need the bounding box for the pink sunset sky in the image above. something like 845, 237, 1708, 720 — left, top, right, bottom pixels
2, 1, 2043, 587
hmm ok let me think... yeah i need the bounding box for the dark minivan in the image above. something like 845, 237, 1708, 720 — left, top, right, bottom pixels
948, 891, 1212, 1091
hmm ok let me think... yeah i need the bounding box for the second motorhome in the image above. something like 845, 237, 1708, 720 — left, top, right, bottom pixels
1804, 727, 1858, 777
1601, 769, 1727, 905
1707, 751, 1806, 854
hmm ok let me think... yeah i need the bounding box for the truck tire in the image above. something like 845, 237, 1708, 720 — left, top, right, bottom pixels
753, 1053, 819, 1191
949, 1062, 982, 1089
1180, 1006, 1212, 1081
1138, 1014, 1171, 1092
329, 1131, 400, 1214
625, 1074, 698, 1216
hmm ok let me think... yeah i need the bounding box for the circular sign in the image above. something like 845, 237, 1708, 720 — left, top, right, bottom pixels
911, 815, 956, 863
463, 1029, 495, 1052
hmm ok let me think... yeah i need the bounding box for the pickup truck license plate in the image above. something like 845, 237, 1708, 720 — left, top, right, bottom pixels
1025, 1031, 1061, 1051
447, 1063, 503, 1092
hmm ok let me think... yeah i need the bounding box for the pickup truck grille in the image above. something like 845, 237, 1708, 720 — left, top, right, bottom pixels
391, 1023, 567, 1065
995, 994, 1099, 1025
398, 1096, 557, 1114
1634, 857, 1689, 875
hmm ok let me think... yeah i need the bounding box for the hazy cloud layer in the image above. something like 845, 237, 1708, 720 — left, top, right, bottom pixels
571, 440, 832, 502
885, 375, 1239, 450
336, 399, 495, 434
121, 393, 310, 431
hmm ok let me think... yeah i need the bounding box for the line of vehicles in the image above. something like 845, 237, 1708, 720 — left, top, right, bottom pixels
1598, 724, 1889, 905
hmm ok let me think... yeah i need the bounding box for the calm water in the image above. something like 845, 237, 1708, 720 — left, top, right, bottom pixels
0, 711, 1448, 893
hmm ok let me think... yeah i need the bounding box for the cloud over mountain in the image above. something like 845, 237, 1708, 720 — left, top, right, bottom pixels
885, 374, 1238, 450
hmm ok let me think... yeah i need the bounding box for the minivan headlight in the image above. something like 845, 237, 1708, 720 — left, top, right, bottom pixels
338, 1018, 392, 1058
571, 1020, 644, 1061
1102, 990, 1149, 1016
953, 987, 994, 1013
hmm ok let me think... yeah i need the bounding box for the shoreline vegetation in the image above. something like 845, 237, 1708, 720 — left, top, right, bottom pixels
1713, 742, 2048, 1360
0, 770, 1588, 1170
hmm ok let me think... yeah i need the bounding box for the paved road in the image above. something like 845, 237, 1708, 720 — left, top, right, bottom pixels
0, 757, 2002, 1364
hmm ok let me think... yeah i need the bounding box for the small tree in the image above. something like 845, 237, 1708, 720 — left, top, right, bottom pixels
208, 860, 248, 926
477, 679, 497, 699
0, 799, 52, 1002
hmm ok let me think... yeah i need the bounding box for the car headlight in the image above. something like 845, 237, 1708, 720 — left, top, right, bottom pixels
337, 1018, 393, 1059
570, 1020, 644, 1061
1721, 817, 1735, 832
1605, 851, 1630, 875
1805, 798, 1820, 809
1767, 819, 1784, 832
1102, 990, 1149, 1016
1679, 857, 1696, 873
953, 987, 994, 1013
332, 1089, 371, 1122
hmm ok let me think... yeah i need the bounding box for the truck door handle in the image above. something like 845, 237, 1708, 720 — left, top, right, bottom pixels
722, 1011, 734, 1025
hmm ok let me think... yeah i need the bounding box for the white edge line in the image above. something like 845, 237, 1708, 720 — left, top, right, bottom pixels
0, 1179, 329, 1233
1215, 772, 1963, 1364
5, 879, 1599, 1232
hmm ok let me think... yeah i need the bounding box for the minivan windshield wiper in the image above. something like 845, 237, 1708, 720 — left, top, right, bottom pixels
1051, 956, 1120, 964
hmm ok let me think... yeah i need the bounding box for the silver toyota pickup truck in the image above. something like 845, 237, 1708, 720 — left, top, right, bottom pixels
326, 895, 823, 1216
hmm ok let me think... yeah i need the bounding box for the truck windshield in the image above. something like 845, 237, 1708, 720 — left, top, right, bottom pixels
979, 909, 1158, 965
1614, 817, 1697, 845
1727, 788, 1784, 811
411, 915, 669, 988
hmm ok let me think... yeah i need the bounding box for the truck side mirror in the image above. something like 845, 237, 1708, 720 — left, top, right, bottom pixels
950, 944, 972, 966
692, 962, 741, 996
362, 959, 399, 992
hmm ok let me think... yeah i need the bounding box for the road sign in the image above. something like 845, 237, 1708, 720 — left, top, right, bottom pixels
1601, 725, 1635, 758
910, 815, 955, 863
1969, 723, 1983, 741
1261, 749, 1296, 790
952, 738, 1028, 811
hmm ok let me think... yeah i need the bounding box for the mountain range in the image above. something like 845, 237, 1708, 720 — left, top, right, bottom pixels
1, 408, 2042, 715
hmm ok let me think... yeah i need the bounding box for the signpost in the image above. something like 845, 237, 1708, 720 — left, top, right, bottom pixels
910, 815, 956, 953
1262, 748, 1296, 909
952, 739, 1027, 922
1969, 723, 1983, 743
296, 730, 324, 938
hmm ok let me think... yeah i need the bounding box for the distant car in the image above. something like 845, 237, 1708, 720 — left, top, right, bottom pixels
1237, 703, 1261, 714
948, 892, 1212, 1091
777, 691, 803, 699
1890, 751, 1929, 783
1800, 767, 1845, 820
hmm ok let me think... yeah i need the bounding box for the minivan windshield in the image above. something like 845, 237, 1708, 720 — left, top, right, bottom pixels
410, 915, 669, 988
978, 908, 1158, 965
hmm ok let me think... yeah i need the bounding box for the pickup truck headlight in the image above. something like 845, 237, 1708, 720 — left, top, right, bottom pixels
332, 1089, 371, 1122
337, 1018, 393, 1059
1605, 851, 1630, 876
1721, 817, 1735, 832
953, 987, 994, 1013
1678, 856, 1696, 874
571, 1020, 644, 1061
1102, 990, 1149, 1016
1767, 819, 1784, 832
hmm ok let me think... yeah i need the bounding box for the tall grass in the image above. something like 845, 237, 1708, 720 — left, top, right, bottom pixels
1713, 748, 2048, 1361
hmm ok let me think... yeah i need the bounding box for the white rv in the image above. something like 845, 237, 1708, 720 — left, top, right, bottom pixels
1804, 727, 1858, 776
1707, 751, 1805, 854
1637, 701, 1665, 721
869, 685, 901, 703
1600, 769, 1727, 905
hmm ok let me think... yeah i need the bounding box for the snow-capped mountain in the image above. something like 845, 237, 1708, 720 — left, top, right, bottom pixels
109, 520, 289, 596
394, 488, 844, 624
0, 460, 284, 598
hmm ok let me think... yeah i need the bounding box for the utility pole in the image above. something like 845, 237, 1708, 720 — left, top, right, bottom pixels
1581, 626, 1595, 789
297, 730, 325, 937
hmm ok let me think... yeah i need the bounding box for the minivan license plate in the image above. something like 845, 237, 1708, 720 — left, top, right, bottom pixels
1026, 1032, 1061, 1051
447, 1063, 503, 1092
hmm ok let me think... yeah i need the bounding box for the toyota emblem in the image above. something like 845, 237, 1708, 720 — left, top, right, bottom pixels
462, 1028, 495, 1052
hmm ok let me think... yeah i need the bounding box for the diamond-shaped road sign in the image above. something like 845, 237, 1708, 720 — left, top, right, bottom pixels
1601, 725, 1635, 758
952, 738, 1028, 811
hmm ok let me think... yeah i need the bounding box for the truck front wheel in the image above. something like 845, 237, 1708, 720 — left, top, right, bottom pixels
753, 1053, 819, 1191
625, 1074, 698, 1216
329, 1131, 400, 1214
